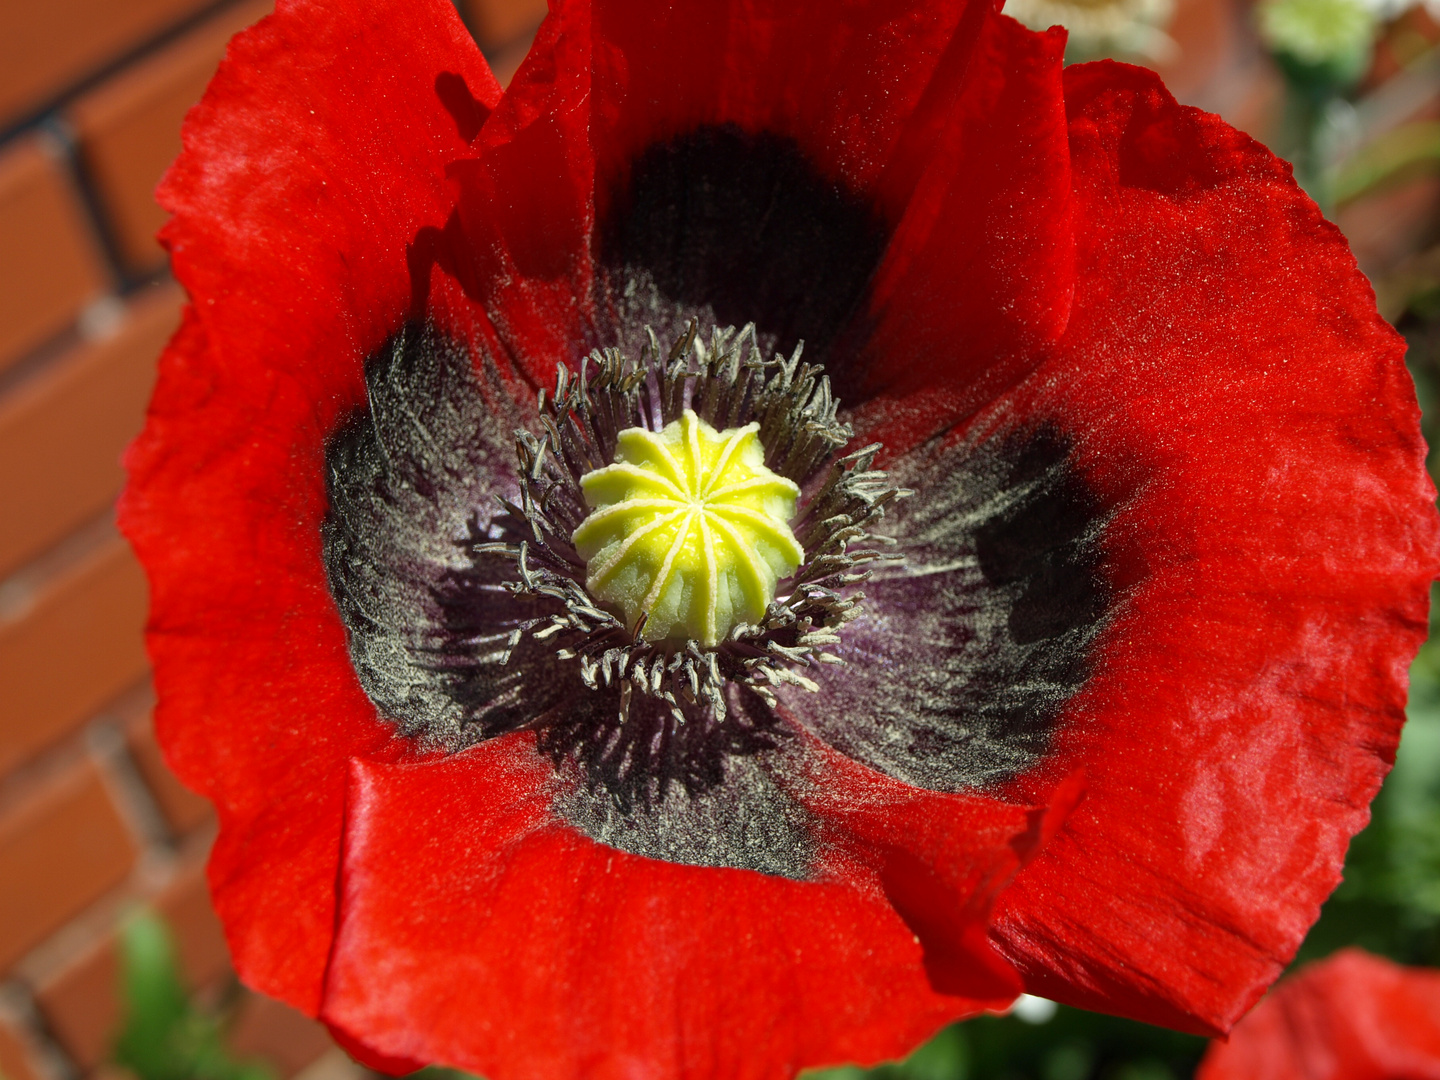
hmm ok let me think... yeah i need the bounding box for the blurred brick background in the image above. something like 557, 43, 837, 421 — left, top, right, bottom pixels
0, 2, 543, 1079
0, 1, 1437, 1079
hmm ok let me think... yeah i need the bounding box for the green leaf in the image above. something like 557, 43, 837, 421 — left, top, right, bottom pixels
1257, 0, 1376, 91
1327, 120, 1440, 206
112, 909, 276, 1080
114, 912, 191, 1080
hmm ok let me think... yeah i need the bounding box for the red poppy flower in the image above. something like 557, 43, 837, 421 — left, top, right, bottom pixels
1198, 949, 1440, 1080
121, 0, 1438, 1076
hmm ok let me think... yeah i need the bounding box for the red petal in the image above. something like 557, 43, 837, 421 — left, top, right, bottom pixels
851, 13, 1075, 452
125, 297, 533, 1016
583, 0, 988, 209
320, 742, 1011, 1080
982, 63, 1440, 1033
452, 0, 985, 386
326, 1023, 428, 1076
788, 735, 1086, 1002
121, 308, 400, 1014
586, 0, 1071, 421
446, 0, 601, 383
1197, 950, 1440, 1080
127, 0, 506, 1013
469, 0, 1075, 414
159, 0, 499, 399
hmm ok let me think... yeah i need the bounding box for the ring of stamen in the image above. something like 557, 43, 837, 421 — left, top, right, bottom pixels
473, 321, 910, 724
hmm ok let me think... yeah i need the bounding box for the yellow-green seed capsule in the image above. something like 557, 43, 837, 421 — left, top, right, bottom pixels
572, 409, 804, 647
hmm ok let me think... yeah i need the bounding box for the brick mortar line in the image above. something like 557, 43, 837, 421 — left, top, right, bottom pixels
6, 826, 220, 1077
0, 273, 176, 411
0, 510, 121, 624
20, 0, 518, 297
0, 0, 266, 304
0, 325, 96, 427
0, 0, 538, 391
50, 120, 179, 298
86, 719, 176, 854
40, 117, 132, 298
0, 980, 80, 1080
0, 3, 536, 1074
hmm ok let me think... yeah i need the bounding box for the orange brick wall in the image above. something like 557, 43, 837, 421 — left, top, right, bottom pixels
0, 3, 544, 1079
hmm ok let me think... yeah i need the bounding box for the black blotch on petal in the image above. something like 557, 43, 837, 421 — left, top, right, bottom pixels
322, 325, 817, 878
600, 124, 888, 362
551, 685, 817, 880
322, 323, 543, 746
535, 682, 787, 813
976, 430, 1109, 645
786, 424, 1118, 793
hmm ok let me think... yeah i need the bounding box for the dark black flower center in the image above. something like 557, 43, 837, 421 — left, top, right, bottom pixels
320, 124, 1120, 878
471, 321, 906, 731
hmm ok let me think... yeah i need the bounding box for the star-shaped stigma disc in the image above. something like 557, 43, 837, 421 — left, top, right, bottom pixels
573, 409, 804, 647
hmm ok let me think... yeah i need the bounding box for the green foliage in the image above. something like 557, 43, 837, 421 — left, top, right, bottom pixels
112, 911, 273, 1080
1256, 0, 1377, 91
1254, 0, 1386, 202
1328, 121, 1440, 206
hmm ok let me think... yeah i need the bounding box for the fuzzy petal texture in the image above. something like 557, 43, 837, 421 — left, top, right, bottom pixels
320, 743, 1045, 1080
1198, 950, 1440, 1080
851, 11, 1076, 443
455, 0, 1075, 428
124, 0, 510, 1014
978, 64, 1440, 1034
778, 67, 1437, 1034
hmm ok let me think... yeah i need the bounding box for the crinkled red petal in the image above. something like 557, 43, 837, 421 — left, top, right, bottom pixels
1197, 949, 1440, 1080
159, 0, 499, 398
786, 736, 1086, 1002
124, 0, 508, 1014
319, 740, 1028, 1080
459, 0, 1075, 428
126, 0, 1440, 1062
123, 307, 395, 1015
851, 13, 1075, 453
444, 0, 601, 383
981, 63, 1440, 1034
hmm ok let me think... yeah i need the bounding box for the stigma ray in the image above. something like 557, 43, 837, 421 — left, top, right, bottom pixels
575, 410, 802, 647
